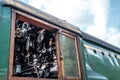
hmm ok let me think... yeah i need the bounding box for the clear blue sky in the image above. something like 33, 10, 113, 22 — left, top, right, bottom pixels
108, 0, 120, 29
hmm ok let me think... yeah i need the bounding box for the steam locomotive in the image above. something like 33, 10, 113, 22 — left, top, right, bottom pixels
0, 0, 120, 80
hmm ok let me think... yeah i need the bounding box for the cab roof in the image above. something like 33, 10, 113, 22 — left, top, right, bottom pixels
2, 0, 80, 34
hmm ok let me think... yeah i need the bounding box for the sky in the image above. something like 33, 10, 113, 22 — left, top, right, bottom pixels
19, 0, 120, 48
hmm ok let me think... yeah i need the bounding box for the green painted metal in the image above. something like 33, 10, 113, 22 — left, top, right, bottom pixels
78, 37, 87, 80
0, 1, 11, 80
83, 41, 120, 80
0, 1, 120, 80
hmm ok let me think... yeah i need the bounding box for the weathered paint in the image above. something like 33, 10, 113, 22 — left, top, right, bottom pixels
0, 1, 11, 80
0, 0, 120, 80
78, 37, 87, 80
83, 41, 120, 80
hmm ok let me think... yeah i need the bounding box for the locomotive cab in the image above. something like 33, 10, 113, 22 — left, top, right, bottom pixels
8, 9, 82, 80
0, 0, 120, 80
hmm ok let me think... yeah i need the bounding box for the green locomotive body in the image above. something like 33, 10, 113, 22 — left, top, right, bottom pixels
0, 0, 120, 80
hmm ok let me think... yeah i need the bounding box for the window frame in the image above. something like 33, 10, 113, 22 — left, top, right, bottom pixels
8, 9, 60, 80
59, 31, 82, 80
